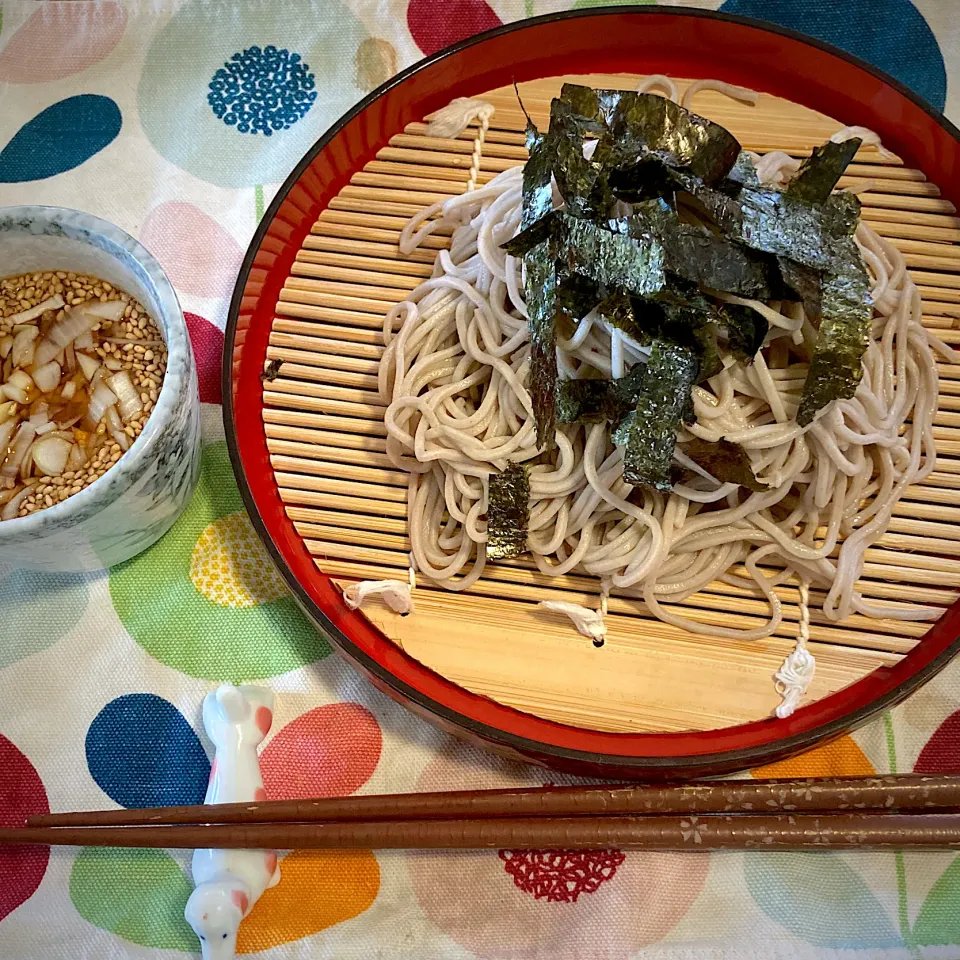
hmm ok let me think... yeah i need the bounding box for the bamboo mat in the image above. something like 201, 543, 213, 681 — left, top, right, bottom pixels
262, 75, 960, 734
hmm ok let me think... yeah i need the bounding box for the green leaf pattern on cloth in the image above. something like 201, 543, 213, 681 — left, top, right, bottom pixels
70, 849, 197, 951
913, 857, 960, 946
109, 441, 330, 680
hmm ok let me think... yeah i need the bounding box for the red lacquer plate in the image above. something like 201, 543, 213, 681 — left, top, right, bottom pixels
224, 7, 960, 778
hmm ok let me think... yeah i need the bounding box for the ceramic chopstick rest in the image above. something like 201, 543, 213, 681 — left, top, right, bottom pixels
184, 684, 279, 959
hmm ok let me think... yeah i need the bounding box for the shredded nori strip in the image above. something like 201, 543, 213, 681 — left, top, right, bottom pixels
556, 363, 647, 424
523, 238, 560, 449
721, 302, 769, 363
504, 121, 556, 256
681, 437, 766, 491
659, 298, 723, 383
556, 272, 602, 328
608, 155, 691, 203
628, 282, 723, 382
787, 138, 861, 205
502, 209, 561, 258
822, 190, 862, 237
260, 359, 283, 383
611, 407, 635, 448
559, 215, 666, 299
548, 98, 614, 219
726, 151, 761, 188
688, 184, 835, 270
486, 462, 530, 560
504, 84, 874, 474
556, 378, 617, 424
777, 257, 822, 326
595, 290, 648, 343
796, 236, 873, 425
558, 83, 623, 127
608, 92, 742, 187
612, 207, 789, 300
622, 341, 699, 490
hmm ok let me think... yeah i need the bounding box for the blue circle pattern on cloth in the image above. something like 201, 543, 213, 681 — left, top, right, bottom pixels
207, 44, 317, 136
720, 0, 947, 112
85, 694, 210, 809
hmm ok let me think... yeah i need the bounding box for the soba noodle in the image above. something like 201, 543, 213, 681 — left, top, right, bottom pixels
378, 82, 951, 650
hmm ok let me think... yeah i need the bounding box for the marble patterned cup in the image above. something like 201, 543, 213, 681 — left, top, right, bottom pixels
0, 206, 201, 571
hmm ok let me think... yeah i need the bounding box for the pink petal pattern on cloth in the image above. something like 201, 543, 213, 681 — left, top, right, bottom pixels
0, 3, 126, 84
406, 743, 709, 959
260, 703, 382, 800
139, 201, 243, 300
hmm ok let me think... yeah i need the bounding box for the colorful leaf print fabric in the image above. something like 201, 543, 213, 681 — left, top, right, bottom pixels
1, 1, 960, 957
70, 695, 381, 953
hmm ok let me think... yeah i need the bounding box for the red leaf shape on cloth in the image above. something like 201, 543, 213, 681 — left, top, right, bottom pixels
0, 735, 49, 923
407, 0, 502, 56
260, 703, 382, 800
915, 709, 960, 773
185, 312, 223, 405
0, 2, 126, 84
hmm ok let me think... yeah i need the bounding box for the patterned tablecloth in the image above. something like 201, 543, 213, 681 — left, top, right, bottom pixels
1, 2, 959, 958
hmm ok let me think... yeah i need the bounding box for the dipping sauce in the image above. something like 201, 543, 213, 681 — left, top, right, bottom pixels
0, 271, 168, 520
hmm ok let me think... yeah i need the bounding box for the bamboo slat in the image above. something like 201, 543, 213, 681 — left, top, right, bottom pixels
260, 73, 960, 734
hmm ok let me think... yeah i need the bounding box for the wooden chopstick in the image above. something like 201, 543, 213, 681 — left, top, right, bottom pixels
26, 774, 960, 829
3, 813, 960, 851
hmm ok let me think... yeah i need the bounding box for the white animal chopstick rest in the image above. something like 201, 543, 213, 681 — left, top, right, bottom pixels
184, 684, 279, 959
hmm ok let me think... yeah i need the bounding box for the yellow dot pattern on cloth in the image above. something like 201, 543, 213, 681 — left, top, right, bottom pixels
190, 510, 288, 608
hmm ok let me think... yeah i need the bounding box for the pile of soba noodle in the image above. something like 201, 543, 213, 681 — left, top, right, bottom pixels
378, 77, 952, 642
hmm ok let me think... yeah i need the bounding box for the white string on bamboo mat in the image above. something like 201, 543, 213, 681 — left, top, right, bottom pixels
343, 561, 416, 616
774, 580, 816, 718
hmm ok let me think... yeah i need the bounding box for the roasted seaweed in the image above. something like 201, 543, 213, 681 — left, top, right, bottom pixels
681, 437, 765, 491
558, 82, 623, 127
486, 462, 530, 560
796, 237, 873, 425
688, 184, 835, 270
721, 302, 768, 363
556, 272, 602, 330
622, 341, 699, 490
548, 98, 614, 220
523, 238, 560, 448
787, 138, 861, 205
608, 92, 741, 187
504, 121, 556, 256
777, 257, 822, 325
556, 377, 618, 424
726, 151, 761, 188
501, 84, 875, 484
560, 215, 667, 299
611, 408, 636, 448
595, 291, 648, 343
628, 282, 723, 382
556, 363, 647, 425
658, 295, 723, 382
822, 190, 862, 237
613, 206, 790, 300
